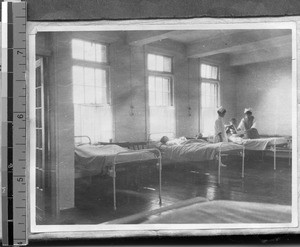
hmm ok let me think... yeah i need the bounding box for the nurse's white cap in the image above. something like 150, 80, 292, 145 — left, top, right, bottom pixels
244, 108, 253, 113
217, 106, 226, 113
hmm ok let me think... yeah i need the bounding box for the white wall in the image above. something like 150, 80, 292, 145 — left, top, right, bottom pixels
235, 58, 292, 136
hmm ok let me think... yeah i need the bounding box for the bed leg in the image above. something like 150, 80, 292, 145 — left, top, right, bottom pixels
274, 141, 277, 171
113, 165, 117, 211
242, 147, 245, 178
218, 152, 221, 185
158, 158, 162, 206
289, 148, 291, 166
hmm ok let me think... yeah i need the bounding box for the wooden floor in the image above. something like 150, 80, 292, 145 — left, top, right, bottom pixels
42, 154, 292, 225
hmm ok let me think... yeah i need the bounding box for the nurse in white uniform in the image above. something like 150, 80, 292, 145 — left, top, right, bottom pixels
214, 106, 228, 143
237, 108, 260, 139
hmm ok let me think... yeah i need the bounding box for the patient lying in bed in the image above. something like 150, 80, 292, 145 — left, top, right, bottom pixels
159, 136, 208, 146
160, 136, 187, 146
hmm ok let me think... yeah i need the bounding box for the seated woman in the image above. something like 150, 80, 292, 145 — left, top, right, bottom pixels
237, 108, 260, 139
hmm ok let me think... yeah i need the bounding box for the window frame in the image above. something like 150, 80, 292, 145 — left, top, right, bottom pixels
147, 74, 174, 107
199, 61, 221, 134
146, 52, 173, 74
146, 52, 176, 140
72, 40, 111, 106
146, 53, 174, 107
200, 62, 220, 81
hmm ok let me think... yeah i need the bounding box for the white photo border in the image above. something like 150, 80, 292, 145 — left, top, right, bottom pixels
26, 18, 298, 235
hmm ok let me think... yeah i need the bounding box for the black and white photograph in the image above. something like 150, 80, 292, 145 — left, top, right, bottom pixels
26, 20, 297, 234
2, 0, 300, 246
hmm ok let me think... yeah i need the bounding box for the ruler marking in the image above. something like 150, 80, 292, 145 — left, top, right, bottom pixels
3, 2, 28, 245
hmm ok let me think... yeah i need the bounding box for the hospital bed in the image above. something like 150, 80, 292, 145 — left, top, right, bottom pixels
74, 136, 162, 210
156, 139, 245, 184
229, 136, 292, 170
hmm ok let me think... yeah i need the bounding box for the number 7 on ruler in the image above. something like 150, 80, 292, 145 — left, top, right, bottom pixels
1, 1, 27, 246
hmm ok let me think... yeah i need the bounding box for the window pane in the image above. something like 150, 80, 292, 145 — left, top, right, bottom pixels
148, 54, 172, 72
163, 56, 172, 72
36, 129, 42, 149
162, 78, 169, 92
96, 44, 107, 63
73, 85, 85, 104
73, 66, 84, 86
84, 67, 95, 87
95, 87, 104, 104
36, 109, 42, 128
36, 149, 43, 169
95, 69, 106, 88
205, 65, 211, 79
162, 92, 169, 106
201, 82, 219, 135
211, 66, 218, 80
84, 41, 96, 62
84, 86, 95, 104
156, 92, 163, 106
72, 39, 84, 60
36, 88, 41, 108
156, 55, 163, 72
201, 63, 219, 79
36, 66, 41, 87
149, 91, 155, 106
148, 54, 156, 71
201, 64, 206, 78
148, 76, 155, 91
155, 77, 163, 92
148, 76, 172, 106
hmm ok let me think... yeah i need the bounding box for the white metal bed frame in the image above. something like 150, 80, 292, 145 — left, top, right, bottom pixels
111, 148, 162, 210
217, 143, 245, 184
74, 136, 162, 211
265, 137, 292, 170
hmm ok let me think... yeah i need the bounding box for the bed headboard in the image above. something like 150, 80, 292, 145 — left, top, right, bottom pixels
74, 136, 92, 145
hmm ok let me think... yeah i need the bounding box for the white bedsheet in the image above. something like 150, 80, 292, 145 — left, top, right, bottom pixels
75, 144, 157, 176
159, 139, 243, 162
229, 136, 288, 150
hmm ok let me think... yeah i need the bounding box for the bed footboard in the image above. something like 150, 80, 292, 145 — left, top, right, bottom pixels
110, 148, 162, 210
218, 143, 245, 184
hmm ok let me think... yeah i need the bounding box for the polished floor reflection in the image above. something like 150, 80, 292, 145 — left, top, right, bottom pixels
43, 154, 292, 225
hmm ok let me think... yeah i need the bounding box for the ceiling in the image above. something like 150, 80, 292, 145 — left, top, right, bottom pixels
164, 29, 291, 44
125, 29, 292, 65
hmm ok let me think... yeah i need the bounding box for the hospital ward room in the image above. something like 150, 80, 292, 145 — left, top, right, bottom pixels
34, 28, 293, 226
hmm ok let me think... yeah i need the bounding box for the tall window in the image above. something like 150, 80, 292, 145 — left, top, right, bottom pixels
72, 39, 112, 143
147, 53, 175, 140
200, 63, 219, 135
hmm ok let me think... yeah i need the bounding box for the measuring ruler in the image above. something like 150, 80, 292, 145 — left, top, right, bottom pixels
1, 1, 27, 246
